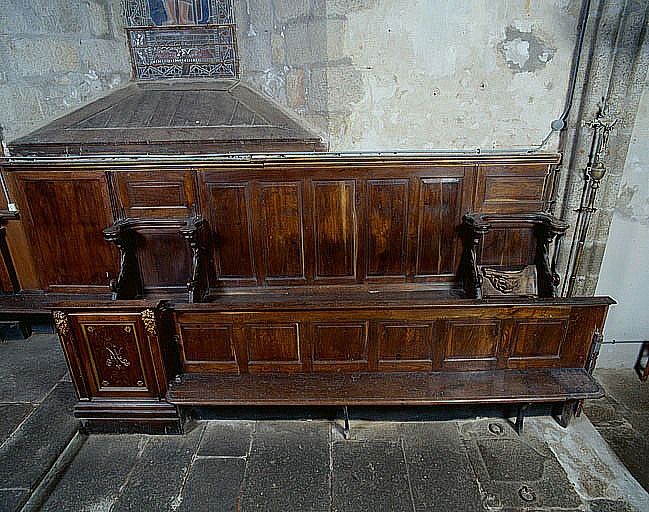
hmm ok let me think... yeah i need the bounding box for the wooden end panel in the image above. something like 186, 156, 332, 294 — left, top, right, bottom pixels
475, 165, 551, 213
202, 181, 257, 285
67, 313, 161, 398
507, 316, 571, 368
137, 229, 192, 293
115, 170, 196, 218
311, 180, 357, 282
366, 179, 409, 278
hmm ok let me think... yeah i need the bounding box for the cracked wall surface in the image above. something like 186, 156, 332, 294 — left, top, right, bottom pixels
0, 0, 131, 142
235, 0, 579, 151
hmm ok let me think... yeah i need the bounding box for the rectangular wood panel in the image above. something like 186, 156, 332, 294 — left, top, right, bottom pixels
16, 175, 117, 291
78, 321, 152, 396
116, 170, 195, 218
367, 180, 409, 276
136, 231, 191, 292
480, 228, 535, 266
377, 323, 433, 371
259, 182, 305, 281
475, 165, 549, 213
312, 322, 368, 371
442, 320, 501, 370
312, 180, 357, 280
179, 324, 237, 364
416, 178, 463, 276
509, 320, 568, 360
246, 323, 302, 372
204, 183, 256, 281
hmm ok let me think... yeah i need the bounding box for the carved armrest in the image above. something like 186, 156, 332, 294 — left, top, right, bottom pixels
460, 212, 569, 299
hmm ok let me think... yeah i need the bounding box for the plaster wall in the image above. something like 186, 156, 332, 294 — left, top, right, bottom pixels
235, 0, 579, 151
595, 78, 649, 368
0, 0, 131, 142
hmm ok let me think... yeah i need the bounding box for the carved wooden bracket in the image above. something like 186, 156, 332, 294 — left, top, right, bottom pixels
461, 212, 569, 299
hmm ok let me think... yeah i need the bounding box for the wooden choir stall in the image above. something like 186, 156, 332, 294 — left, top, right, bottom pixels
0, 80, 612, 434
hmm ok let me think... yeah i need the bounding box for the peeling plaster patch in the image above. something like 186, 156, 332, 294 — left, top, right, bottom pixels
499, 26, 556, 73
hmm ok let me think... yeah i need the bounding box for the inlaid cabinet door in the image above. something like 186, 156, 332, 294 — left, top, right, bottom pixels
67, 312, 161, 398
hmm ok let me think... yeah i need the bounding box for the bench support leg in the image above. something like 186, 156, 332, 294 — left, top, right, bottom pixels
554, 399, 578, 428
342, 406, 350, 440
514, 404, 530, 435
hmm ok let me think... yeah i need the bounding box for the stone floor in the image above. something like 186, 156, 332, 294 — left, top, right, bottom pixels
1, 333, 648, 512
584, 369, 649, 492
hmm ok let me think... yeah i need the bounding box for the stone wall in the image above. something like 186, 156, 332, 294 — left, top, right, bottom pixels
234, 0, 579, 151
595, 77, 649, 367
0, 0, 131, 142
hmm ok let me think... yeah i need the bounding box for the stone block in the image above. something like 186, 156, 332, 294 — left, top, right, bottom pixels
198, 421, 254, 457
271, 32, 286, 65
284, 18, 328, 66
0, 490, 28, 512
83, 0, 111, 37
323, 63, 365, 112
0, 0, 83, 35
239, 421, 330, 511
40, 434, 145, 512
332, 440, 412, 512
0, 383, 78, 490
306, 66, 328, 112
273, 0, 312, 23
0, 404, 34, 444
286, 67, 306, 109
237, 29, 273, 73
178, 458, 246, 512
0, 334, 67, 402
79, 39, 130, 74
11, 39, 80, 76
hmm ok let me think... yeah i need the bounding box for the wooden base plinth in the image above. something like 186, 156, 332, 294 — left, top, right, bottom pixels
75, 400, 185, 434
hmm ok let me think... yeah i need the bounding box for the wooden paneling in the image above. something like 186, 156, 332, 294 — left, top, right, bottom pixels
71, 315, 159, 398
475, 165, 550, 213
178, 324, 238, 372
246, 323, 302, 372
480, 227, 535, 266
312, 180, 357, 281
258, 182, 306, 283
312, 322, 368, 371
367, 179, 409, 277
115, 170, 196, 218
415, 177, 463, 276
377, 323, 433, 371
508, 319, 569, 367
203, 182, 256, 284
136, 231, 191, 293
13, 173, 117, 292
442, 320, 501, 370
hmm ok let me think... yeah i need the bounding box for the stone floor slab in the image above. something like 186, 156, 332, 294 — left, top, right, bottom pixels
0, 489, 29, 512
461, 418, 582, 510
401, 422, 482, 512
332, 440, 413, 512
0, 335, 67, 403
0, 403, 33, 444
240, 421, 330, 512
0, 382, 78, 490
111, 425, 206, 512
40, 435, 146, 512
178, 457, 246, 512
198, 421, 254, 457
